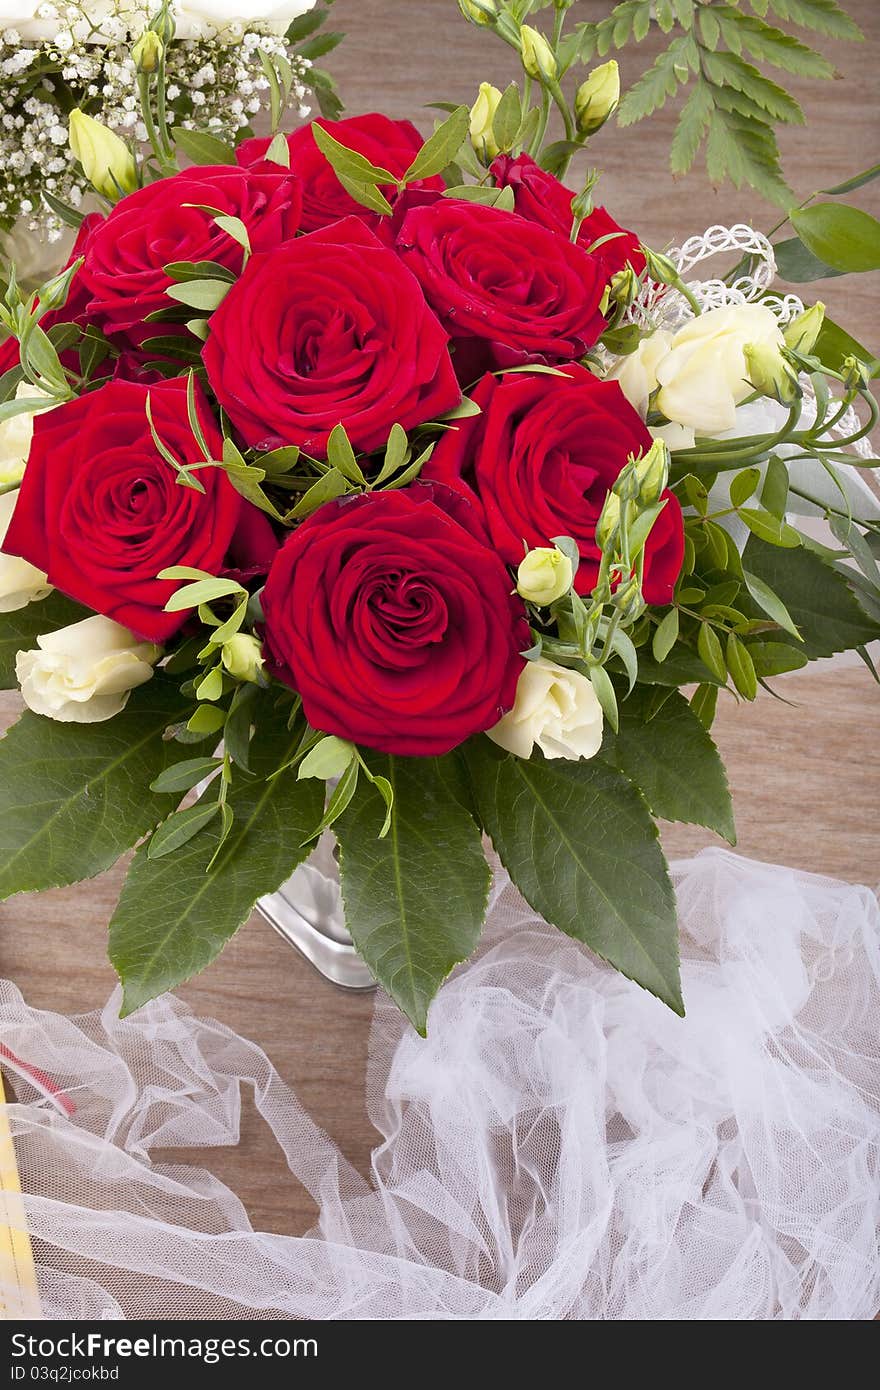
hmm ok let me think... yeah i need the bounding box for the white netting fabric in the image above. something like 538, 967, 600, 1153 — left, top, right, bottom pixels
2, 849, 879, 1321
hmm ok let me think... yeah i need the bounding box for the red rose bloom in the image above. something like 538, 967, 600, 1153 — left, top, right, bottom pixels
236, 114, 444, 233
491, 153, 645, 281
202, 216, 461, 456
3, 377, 276, 641
394, 198, 607, 380
261, 485, 528, 756
424, 366, 685, 605
0, 213, 103, 378
78, 163, 302, 340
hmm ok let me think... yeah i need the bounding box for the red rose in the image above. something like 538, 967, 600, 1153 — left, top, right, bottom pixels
3, 377, 276, 641
202, 216, 461, 456
261, 485, 528, 756
236, 114, 444, 233
78, 163, 302, 340
424, 366, 684, 605
491, 153, 645, 281
394, 198, 607, 379
0, 213, 103, 378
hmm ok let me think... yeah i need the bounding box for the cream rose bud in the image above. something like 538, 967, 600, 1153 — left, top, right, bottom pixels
0, 491, 51, 613
0, 382, 54, 487
516, 546, 573, 605
470, 82, 503, 160
612, 329, 673, 418
654, 303, 785, 434
68, 110, 137, 201
488, 657, 604, 762
16, 615, 159, 723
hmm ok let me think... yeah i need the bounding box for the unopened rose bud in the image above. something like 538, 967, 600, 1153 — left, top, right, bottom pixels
614, 575, 643, 620
517, 546, 574, 606
633, 438, 669, 506
743, 339, 800, 408
783, 301, 825, 356
609, 264, 638, 308
575, 60, 620, 135
133, 29, 164, 73
595, 491, 621, 550
612, 459, 640, 502
221, 633, 265, 684
69, 109, 137, 201
458, 0, 497, 25
520, 25, 557, 82
35, 257, 84, 315
842, 354, 870, 391
470, 82, 503, 161
640, 245, 681, 287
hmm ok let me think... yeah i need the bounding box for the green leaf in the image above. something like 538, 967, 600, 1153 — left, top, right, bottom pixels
760, 454, 789, 518
589, 662, 619, 733
726, 632, 758, 699
0, 678, 197, 900
465, 741, 683, 1014
744, 535, 880, 657
150, 756, 222, 794
748, 640, 809, 676
165, 279, 231, 312
492, 83, 522, 152
624, 648, 722, 686
163, 577, 243, 612
336, 753, 490, 1033
287, 467, 348, 520
729, 466, 762, 507
652, 608, 680, 663
109, 716, 324, 1015
790, 204, 880, 274
172, 127, 236, 166
698, 623, 727, 681
773, 235, 845, 283
310, 120, 396, 186
738, 508, 802, 546
602, 686, 735, 843
742, 567, 801, 637
617, 36, 691, 126
763, 0, 862, 43
298, 735, 355, 781
821, 162, 880, 196
0, 591, 89, 689
326, 423, 366, 485
402, 107, 470, 184
148, 801, 220, 860
715, 7, 834, 77
690, 682, 718, 730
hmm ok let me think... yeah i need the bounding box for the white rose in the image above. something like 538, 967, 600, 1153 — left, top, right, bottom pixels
613, 306, 786, 435
487, 657, 604, 762
654, 303, 784, 434
0, 490, 51, 612
612, 329, 672, 418
16, 615, 159, 723
0, 2, 130, 41
174, 1, 317, 39
0, 382, 55, 487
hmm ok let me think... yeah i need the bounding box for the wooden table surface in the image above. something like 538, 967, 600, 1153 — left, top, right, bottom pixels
1, 0, 878, 1247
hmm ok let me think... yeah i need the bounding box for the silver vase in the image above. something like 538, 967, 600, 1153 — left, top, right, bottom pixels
255, 833, 376, 991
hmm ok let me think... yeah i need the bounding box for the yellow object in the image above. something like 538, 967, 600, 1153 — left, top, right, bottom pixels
0, 1069, 41, 1319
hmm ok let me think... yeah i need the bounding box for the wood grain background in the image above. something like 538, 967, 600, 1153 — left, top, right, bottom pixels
1, 0, 878, 1249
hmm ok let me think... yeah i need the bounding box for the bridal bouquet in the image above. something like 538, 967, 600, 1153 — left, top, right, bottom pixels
1, 0, 877, 1032
0, 0, 332, 256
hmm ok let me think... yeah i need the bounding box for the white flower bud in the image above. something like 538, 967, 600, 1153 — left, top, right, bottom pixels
575, 60, 620, 135
69, 109, 137, 201
221, 632, 265, 684
520, 25, 557, 83
469, 82, 503, 161
783, 301, 825, 356
516, 546, 573, 606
